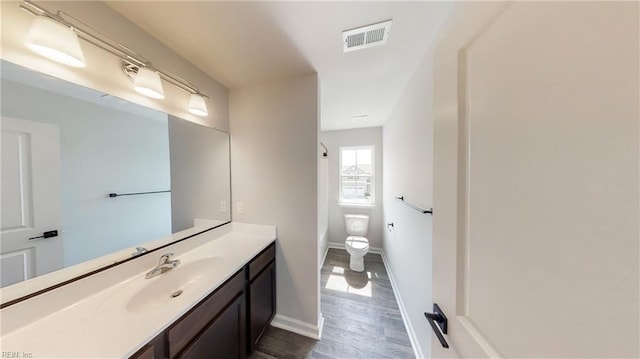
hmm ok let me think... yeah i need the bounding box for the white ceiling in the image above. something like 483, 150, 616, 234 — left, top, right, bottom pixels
106, 1, 452, 131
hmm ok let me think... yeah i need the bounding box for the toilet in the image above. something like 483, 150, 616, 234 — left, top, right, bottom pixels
344, 214, 370, 272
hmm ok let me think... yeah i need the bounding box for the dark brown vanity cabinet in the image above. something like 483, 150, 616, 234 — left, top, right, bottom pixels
247, 245, 276, 354
179, 294, 246, 359
130, 243, 276, 359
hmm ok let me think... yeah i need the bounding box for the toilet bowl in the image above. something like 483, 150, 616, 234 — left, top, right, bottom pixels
344, 214, 370, 272
345, 236, 369, 272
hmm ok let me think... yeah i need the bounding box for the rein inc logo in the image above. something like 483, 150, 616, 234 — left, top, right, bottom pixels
2, 352, 33, 358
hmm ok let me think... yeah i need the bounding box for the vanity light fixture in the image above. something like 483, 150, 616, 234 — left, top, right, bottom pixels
188, 93, 208, 116
121, 61, 209, 116
19, 0, 210, 116
133, 67, 165, 99
25, 16, 86, 67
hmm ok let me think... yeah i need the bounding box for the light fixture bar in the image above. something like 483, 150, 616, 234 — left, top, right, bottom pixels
19, 0, 208, 99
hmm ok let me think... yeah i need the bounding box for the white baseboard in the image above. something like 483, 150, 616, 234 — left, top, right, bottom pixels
320, 245, 329, 268
271, 313, 324, 340
317, 313, 325, 339
381, 251, 424, 359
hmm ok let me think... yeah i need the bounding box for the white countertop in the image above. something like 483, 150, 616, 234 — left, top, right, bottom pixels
0, 222, 276, 358
0, 219, 228, 305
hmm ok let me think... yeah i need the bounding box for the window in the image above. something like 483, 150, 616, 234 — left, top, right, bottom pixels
339, 146, 374, 206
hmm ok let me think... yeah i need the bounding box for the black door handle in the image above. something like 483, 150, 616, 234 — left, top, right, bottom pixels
425, 303, 449, 349
28, 230, 59, 241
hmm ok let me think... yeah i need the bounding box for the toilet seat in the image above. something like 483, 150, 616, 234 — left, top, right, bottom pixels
346, 236, 369, 252
344, 214, 370, 272
345, 236, 369, 272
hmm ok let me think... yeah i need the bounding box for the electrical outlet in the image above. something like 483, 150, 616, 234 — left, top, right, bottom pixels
220, 201, 227, 213
237, 202, 244, 214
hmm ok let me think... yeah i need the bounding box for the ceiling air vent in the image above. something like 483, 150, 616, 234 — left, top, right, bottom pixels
343, 19, 392, 53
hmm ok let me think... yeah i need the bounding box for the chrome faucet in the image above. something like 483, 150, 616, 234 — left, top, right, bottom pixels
145, 253, 181, 279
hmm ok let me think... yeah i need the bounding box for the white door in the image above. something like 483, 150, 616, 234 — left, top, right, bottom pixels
432, 2, 638, 358
1, 117, 63, 287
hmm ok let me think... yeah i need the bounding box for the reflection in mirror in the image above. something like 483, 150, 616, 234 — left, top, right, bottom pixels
169, 118, 231, 232
0, 60, 230, 299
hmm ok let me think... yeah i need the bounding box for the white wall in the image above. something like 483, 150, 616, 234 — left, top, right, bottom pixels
0, 1, 228, 131
1, 79, 171, 267
230, 74, 321, 333
168, 116, 230, 232
382, 49, 435, 357
321, 127, 384, 249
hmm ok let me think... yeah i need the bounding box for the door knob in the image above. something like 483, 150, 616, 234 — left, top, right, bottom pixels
425, 303, 449, 349
28, 230, 59, 241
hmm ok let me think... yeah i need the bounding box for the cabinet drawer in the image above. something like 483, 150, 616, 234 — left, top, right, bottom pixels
168, 269, 245, 358
248, 243, 275, 281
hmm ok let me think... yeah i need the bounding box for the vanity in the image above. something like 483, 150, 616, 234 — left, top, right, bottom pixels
0, 223, 277, 358
0, 9, 279, 357
0, 56, 277, 357
132, 239, 276, 359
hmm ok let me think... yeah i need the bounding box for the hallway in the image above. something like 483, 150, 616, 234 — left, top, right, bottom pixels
251, 249, 414, 358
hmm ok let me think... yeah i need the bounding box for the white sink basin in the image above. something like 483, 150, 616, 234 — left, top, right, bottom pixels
126, 257, 224, 312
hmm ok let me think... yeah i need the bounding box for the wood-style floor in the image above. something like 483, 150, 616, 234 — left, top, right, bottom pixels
249, 248, 414, 359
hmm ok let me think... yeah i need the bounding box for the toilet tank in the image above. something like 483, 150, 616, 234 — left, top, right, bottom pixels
344, 214, 369, 236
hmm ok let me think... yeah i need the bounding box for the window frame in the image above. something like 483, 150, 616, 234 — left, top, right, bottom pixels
338, 145, 375, 207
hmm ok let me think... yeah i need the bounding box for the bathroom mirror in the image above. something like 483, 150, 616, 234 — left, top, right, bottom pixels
0, 60, 231, 304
